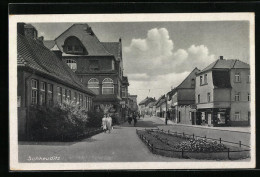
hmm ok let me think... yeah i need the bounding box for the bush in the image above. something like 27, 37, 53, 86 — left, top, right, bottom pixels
86, 110, 104, 128
28, 101, 90, 141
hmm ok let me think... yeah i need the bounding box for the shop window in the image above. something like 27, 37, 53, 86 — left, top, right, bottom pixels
235, 73, 240, 82
235, 92, 240, 101
88, 78, 99, 95
39, 82, 46, 105
217, 113, 226, 124
102, 78, 114, 95
66, 59, 77, 72
31, 79, 38, 105
57, 86, 62, 103
234, 112, 240, 120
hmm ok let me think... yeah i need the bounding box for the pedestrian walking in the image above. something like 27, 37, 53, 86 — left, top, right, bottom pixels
102, 114, 107, 133
128, 112, 132, 125
106, 113, 113, 133
133, 112, 137, 127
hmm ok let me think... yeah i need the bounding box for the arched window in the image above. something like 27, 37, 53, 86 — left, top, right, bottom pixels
102, 78, 114, 95
88, 78, 99, 95
66, 59, 77, 72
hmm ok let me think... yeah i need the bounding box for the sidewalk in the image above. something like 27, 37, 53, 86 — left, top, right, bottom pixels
154, 116, 251, 146
156, 116, 250, 133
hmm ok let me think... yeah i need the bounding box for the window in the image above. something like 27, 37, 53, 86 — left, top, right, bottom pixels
57, 86, 62, 103
235, 73, 240, 82
248, 93, 250, 101
200, 76, 203, 85
85, 96, 88, 111
68, 90, 71, 101
89, 60, 99, 71
204, 74, 207, 84
112, 60, 115, 70
235, 92, 240, 101
74, 92, 78, 102
67, 46, 73, 52
31, 79, 38, 105
102, 78, 114, 95
122, 87, 126, 98
198, 94, 200, 103
248, 74, 250, 83
88, 78, 99, 94
39, 82, 46, 105
47, 84, 53, 105
234, 112, 240, 120
74, 45, 82, 52
66, 59, 77, 72
207, 92, 211, 102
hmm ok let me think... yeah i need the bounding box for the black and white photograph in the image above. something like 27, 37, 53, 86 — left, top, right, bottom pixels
9, 13, 255, 170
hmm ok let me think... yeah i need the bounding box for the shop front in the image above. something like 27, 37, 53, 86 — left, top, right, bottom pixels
196, 108, 230, 127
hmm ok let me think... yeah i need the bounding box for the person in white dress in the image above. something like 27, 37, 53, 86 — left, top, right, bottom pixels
106, 114, 113, 133
102, 114, 107, 133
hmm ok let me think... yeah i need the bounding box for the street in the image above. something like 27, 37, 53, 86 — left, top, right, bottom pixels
19, 116, 194, 162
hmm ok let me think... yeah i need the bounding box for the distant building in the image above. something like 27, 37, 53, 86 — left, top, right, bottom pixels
154, 95, 166, 118
167, 68, 200, 124
195, 56, 250, 126
138, 97, 156, 116
128, 94, 138, 112
17, 23, 95, 140
43, 23, 129, 122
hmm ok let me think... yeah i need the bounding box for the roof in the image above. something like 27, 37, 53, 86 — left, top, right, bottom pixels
55, 24, 113, 56
139, 97, 155, 105
199, 59, 250, 74
17, 33, 96, 96
43, 40, 55, 50
154, 95, 165, 107
102, 42, 120, 61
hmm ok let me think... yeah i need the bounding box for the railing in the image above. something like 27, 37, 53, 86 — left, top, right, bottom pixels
136, 128, 250, 160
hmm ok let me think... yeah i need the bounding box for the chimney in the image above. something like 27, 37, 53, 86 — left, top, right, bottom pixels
24, 24, 38, 40
17, 23, 25, 35
219, 56, 224, 60
37, 36, 44, 44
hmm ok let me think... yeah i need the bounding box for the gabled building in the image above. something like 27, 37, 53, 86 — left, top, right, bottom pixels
195, 56, 250, 126
17, 23, 96, 140
138, 97, 156, 116
154, 95, 166, 118
43, 23, 129, 122
167, 67, 200, 124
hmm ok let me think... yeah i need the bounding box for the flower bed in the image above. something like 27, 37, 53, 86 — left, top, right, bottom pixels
137, 129, 250, 160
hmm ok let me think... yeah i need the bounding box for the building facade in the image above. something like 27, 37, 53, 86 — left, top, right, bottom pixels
167, 68, 200, 124
43, 23, 129, 122
17, 23, 96, 140
195, 56, 250, 126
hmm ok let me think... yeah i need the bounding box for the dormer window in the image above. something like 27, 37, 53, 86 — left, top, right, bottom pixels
64, 36, 85, 54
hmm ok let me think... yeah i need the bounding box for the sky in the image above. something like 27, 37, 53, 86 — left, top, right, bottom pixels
32, 21, 250, 104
